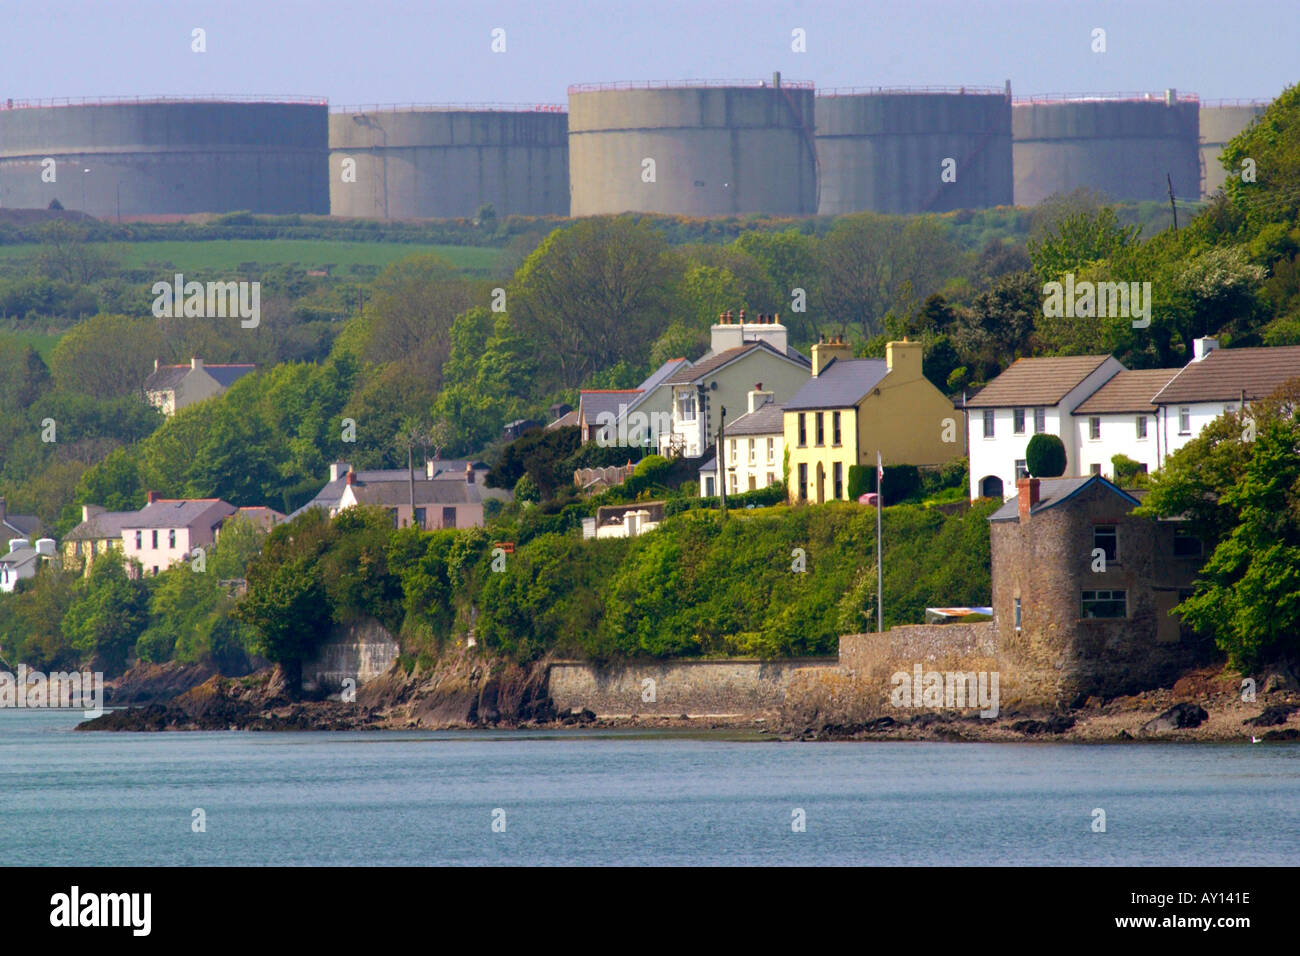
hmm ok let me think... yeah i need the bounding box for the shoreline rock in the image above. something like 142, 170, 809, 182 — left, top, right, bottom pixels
76, 658, 1300, 743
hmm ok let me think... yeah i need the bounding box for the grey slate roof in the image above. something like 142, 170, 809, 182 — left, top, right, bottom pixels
204, 364, 257, 387
0, 543, 39, 570
123, 499, 236, 531
294, 462, 491, 518
579, 390, 642, 425
987, 476, 1140, 522
637, 358, 691, 393
142, 366, 190, 391
347, 478, 482, 506
784, 358, 889, 410
65, 510, 138, 541
1, 513, 41, 538
665, 340, 809, 385
697, 456, 718, 473
143, 363, 256, 391
725, 401, 785, 436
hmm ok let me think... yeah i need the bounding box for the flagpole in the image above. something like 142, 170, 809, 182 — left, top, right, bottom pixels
876, 449, 883, 634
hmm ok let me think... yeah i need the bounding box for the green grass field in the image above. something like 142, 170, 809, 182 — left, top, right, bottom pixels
0, 239, 503, 276
0, 329, 62, 360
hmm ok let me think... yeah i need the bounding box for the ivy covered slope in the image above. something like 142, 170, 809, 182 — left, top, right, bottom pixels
232, 498, 999, 669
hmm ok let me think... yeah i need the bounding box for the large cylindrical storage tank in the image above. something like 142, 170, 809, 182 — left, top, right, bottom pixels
1200, 101, 1269, 198
328, 106, 569, 219
1012, 91, 1200, 206
567, 78, 817, 216
0, 97, 328, 218
815, 87, 1012, 214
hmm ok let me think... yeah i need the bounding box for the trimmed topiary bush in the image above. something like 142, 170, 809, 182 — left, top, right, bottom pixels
1026, 433, 1066, 477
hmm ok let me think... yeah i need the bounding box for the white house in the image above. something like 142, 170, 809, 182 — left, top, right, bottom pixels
660, 311, 810, 459
0, 537, 56, 593
1150, 339, 1300, 468
702, 386, 784, 497
143, 357, 256, 417
1070, 368, 1178, 479
966, 354, 1126, 499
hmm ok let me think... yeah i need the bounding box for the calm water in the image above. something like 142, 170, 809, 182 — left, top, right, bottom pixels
2, 710, 1297, 866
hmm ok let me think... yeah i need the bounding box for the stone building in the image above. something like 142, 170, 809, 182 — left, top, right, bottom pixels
988, 475, 1213, 702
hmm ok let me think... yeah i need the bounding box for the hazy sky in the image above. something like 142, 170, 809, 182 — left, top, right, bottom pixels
4, 0, 1293, 106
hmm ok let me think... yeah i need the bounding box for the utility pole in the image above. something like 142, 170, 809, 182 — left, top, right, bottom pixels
876, 449, 884, 634
1167, 173, 1179, 231
717, 404, 727, 516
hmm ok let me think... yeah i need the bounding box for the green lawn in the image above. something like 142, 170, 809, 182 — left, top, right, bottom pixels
0, 239, 502, 276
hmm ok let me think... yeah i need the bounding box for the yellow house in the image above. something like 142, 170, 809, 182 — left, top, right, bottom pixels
783, 338, 963, 503
62, 505, 134, 575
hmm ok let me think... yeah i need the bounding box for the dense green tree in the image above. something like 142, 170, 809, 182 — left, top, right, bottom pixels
509, 217, 682, 390
62, 554, 150, 673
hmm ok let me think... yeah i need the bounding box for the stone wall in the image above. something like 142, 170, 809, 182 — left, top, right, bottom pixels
302, 618, 400, 693
547, 658, 837, 717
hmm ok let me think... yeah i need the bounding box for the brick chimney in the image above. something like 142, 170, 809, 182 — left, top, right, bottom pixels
146, 491, 160, 504
345, 470, 356, 487
1017, 478, 1040, 521
466, 463, 475, 484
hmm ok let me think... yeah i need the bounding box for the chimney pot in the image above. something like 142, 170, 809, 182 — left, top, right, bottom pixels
1017, 478, 1041, 521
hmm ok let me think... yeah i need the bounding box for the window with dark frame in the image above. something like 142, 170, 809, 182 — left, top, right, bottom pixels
1081, 589, 1127, 618
1013, 408, 1025, 434
983, 409, 994, 438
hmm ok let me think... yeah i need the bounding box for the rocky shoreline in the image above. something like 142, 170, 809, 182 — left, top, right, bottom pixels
77, 658, 1300, 743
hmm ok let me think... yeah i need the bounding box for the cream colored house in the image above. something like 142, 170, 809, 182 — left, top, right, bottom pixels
700, 386, 785, 497
785, 338, 963, 504
143, 357, 256, 416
